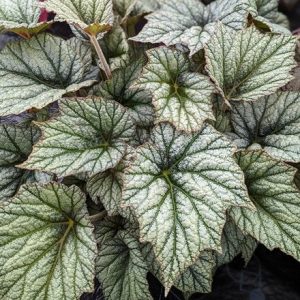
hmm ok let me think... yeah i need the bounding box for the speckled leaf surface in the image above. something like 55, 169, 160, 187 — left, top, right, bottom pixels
21, 98, 135, 177
93, 60, 154, 126
87, 148, 135, 216
0, 182, 97, 300
217, 219, 257, 267
0, 125, 40, 201
248, 0, 290, 34
96, 230, 151, 300
229, 91, 300, 163
122, 123, 253, 290
205, 25, 296, 103
41, 0, 113, 35
131, 0, 250, 55
135, 47, 215, 132
175, 251, 216, 296
231, 151, 300, 261
0, 34, 96, 116
0, 0, 47, 36
99, 24, 129, 71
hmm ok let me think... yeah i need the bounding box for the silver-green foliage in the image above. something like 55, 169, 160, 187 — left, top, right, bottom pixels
0, 0, 299, 299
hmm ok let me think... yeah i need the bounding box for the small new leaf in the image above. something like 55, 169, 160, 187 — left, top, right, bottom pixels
205, 25, 296, 103
96, 230, 151, 300
0, 34, 97, 116
136, 47, 215, 132
0, 124, 40, 201
229, 91, 300, 163
41, 0, 113, 36
123, 123, 253, 290
231, 151, 300, 261
0, 182, 97, 300
21, 98, 135, 177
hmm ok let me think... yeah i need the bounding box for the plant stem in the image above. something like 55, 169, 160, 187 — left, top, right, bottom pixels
89, 34, 112, 79
88, 211, 107, 222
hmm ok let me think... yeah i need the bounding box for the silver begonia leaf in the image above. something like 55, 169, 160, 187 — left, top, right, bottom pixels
231, 151, 300, 262
96, 230, 151, 300
92, 60, 154, 126
41, 0, 113, 36
0, 124, 40, 201
0, 33, 97, 116
0, 182, 97, 300
205, 24, 296, 103
229, 91, 300, 163
21, 98, 135, 176
122, 123, 254, 290
135, 47, 215, 132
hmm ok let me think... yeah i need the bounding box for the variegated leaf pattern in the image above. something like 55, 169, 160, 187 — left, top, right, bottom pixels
0, 182, 97, 300
0, 0, 49, 37
92, 60, 154, 126
248, 0, 290, 34
122, 123, 253, 290
0, 34, 97, 116
205, 25, 296, 103
0, 124, 40, 201
217, 219, 257, 267
21, 98, 135, 177
41, 0, 113, 36
96, 230, 151, 300
231, 151, 300, 261
135, 47, 215, 132
99, 24, 129, 71
229, 91, 300, 163
131, 0, 250, 55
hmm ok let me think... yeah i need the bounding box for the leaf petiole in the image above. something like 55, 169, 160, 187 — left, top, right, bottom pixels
89, 34, 112, 79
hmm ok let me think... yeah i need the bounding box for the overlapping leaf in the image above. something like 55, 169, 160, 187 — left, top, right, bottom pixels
122, 123, 253, 290
205, 25, 296, 103
174, 251, 216, 297
216, 219, 257, 267
0, 182, 97, 300
0, 124, 40, 202
87, 148, 135, 217
135, 47, 215, 132
229, 91, 300, 163
92, 60, 154, 126
21, 98, 135, 177
248, 0, 290, 34
0, 0, 49, 37
0, 33, 97, 116
231, 151, 300, 261
113, 0, 137, 19
99, 24, 129, 71
131, 0, 250, 55
41, 0, 113, 36
96, 230, 151, 300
